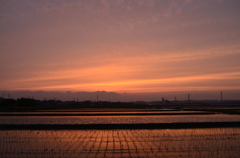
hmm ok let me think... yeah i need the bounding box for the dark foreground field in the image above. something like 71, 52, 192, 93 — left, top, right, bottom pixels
1, 122, 240, 130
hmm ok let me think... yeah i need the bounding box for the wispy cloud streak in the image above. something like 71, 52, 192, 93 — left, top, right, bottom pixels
1, 0, 240, 98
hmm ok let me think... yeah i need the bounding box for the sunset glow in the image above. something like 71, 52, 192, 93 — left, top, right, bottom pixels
1, 0, 240, 100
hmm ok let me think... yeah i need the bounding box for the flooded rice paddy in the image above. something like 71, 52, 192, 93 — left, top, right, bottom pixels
0, 110, 239, 157
0, 128, 239, 158
1, 114, 240, 125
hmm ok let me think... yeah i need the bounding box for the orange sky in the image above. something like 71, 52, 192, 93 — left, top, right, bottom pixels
1, 0, 240, 100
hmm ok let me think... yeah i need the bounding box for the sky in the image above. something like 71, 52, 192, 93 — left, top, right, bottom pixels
1, 0, 240, 100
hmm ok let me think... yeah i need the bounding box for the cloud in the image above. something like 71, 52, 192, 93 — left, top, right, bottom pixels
184, 0, 193, 4
1, 0, 240, 96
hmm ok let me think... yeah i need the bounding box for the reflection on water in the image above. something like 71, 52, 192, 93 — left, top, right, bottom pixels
0, 114, 240, 124
0, 110, 206, 115
0, 128, 239, 158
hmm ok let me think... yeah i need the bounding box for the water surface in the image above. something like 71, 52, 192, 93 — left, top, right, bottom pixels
1, 114, 239, 125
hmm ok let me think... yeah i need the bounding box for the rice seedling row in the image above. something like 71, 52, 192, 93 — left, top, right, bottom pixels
0, 128, 239, 158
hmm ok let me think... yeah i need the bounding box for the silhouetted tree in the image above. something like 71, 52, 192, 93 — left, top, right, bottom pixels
0, 99, 16, 107
17, 98, 36, 107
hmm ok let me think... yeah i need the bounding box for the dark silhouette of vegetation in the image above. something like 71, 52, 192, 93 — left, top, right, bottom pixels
0, 97, 240, 113
17, 98, 37, 107
0, 99, 16, 107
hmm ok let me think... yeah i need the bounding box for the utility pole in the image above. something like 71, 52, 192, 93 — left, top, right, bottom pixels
188, 94, 190, 101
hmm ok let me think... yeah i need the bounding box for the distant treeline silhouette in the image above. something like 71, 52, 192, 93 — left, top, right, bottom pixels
0, 98, 36, 107
0, 97, 140, 108
1, 97, 240, 111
